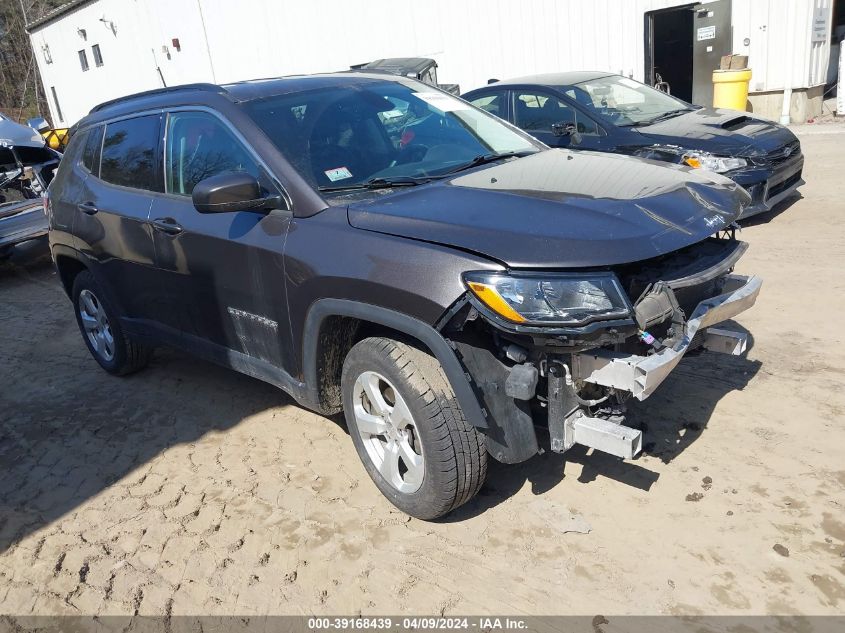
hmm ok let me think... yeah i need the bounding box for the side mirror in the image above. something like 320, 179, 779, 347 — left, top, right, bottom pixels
192, 172, 284, 214
27, 117, 50, 132
551, 122, 583, 146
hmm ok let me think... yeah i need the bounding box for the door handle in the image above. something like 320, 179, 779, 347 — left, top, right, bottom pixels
151, 217, 183, 235
78, 201, 98, 215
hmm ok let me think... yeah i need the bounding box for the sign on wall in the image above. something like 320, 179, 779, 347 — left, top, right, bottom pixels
811, 7, 829, 43
697, 25, 716, 41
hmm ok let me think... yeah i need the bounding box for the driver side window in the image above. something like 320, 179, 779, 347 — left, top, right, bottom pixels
165, 111, 259, 196
513, 91, 598, 136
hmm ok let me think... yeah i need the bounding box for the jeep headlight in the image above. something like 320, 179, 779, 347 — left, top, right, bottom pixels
683, 151, 747, 173
464, 272, 631, 326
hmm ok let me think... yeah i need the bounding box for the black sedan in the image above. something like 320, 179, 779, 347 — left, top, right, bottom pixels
463, 72, 803, 219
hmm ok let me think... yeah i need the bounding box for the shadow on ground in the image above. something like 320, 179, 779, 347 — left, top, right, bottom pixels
0, 241, 294, 554
445, 339, 762, 521
739, 192, 802, 228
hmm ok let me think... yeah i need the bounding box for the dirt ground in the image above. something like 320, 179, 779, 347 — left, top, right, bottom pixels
1, 130, 844, 618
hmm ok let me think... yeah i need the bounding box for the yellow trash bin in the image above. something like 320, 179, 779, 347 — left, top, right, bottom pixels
712, 68, 752, 111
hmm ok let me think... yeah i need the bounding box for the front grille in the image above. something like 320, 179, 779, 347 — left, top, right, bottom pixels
766, 140, 801, 167
615, 238, 744, 320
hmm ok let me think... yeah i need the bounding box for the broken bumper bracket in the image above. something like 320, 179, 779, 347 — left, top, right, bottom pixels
571, 274, 762, 401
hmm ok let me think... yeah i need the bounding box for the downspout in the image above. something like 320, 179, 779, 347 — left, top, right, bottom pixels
779, 1, 798, 124
196, 0, 217, 83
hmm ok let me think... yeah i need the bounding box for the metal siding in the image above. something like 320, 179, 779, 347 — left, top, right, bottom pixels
27, 0, 827, 126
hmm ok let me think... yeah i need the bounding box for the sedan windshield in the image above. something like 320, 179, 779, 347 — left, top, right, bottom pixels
240, 79, 540, 191
562, 75, 695, 127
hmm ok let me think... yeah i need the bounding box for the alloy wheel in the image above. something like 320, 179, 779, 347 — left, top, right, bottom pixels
352, 370, 424, 494
78, 288, 115, 362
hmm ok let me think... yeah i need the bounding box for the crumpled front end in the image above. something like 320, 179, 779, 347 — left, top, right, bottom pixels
439, 233, 761, 464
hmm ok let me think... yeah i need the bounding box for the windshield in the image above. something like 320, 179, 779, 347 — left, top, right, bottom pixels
240, 79, 540, 191
562, 75, 694, 126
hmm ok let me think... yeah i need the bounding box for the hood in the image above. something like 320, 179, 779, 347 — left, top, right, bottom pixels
0, 114, 46, 150
347, 149, 749, 268
634, 107, 797, 156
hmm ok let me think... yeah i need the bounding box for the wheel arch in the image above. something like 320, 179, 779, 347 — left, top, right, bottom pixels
301, 298, 487, 430
52, 246, 90, 298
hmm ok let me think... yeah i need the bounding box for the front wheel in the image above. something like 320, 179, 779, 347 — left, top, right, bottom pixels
341, 337, 487, 520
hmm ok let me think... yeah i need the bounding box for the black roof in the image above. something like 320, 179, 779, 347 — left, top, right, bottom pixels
79, 72, 414, 127
487, 71, 616, 88
353, 58, 436, 76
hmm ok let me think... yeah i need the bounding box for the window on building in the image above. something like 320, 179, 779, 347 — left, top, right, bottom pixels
100, 116, 161, 191
78, 49, 89, 72
41, 43, 52, 64
92, 44, 103, 67
165, 111, 259, 196
50, 87, 64, 123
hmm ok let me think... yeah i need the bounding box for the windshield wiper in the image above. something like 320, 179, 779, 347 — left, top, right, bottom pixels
632, 108, 694, 127
442, 150, 536, 176
318, 176, 432, 193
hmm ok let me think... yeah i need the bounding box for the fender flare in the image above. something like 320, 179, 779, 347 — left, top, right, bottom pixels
51, 244, 92, 296
302, 298, 487, 430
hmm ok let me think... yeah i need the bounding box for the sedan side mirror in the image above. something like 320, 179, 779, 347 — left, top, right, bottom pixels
192, 172, 284, 214
551, 122, 583, 146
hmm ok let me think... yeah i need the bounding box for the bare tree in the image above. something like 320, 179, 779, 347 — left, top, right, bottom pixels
0, 0, 65, 123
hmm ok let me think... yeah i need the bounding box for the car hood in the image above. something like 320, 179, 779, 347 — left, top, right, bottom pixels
633, 107, 797, 156
0, 115, 46, 149
347, 149, 749, 268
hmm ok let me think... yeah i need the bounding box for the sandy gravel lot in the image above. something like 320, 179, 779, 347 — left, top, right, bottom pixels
1, 130, 844, 618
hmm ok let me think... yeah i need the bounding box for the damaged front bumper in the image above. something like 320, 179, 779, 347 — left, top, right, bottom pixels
571, 274, 762, 401
447, 268, 762, 465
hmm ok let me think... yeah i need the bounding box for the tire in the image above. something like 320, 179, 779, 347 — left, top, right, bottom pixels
71, 270, 151, 376
341, 337, 487, 520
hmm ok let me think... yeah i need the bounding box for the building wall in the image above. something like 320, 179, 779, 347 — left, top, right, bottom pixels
29, 0, 833, 126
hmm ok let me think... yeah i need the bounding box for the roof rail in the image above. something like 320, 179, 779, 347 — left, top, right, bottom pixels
89, 83, 228, 114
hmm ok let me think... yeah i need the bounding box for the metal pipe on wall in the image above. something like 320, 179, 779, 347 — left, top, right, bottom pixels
780, 0, 797, 124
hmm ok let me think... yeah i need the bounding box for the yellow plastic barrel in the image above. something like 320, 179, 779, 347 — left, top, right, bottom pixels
712, 69, 752, 111
40, 128, 69, 151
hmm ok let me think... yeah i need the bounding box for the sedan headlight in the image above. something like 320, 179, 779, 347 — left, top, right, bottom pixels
683, 151, 747, 173
464, 272, 631, 326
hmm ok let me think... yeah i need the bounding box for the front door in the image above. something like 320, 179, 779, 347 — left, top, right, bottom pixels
510, 90, 604, 150
149, 110, 293, 369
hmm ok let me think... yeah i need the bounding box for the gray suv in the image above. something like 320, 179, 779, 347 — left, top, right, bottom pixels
48, 73, 761, 519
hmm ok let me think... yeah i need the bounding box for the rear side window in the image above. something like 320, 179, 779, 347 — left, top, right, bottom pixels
469, 91, 506, 118
100, 116, 161, 191
81, 125, 104, 176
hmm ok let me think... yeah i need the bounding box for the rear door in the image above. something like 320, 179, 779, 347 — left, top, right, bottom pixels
73, 114, 162, 323
149, 109, 293, 369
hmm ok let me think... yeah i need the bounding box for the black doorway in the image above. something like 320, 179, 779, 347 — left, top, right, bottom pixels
645, 5, 695, 102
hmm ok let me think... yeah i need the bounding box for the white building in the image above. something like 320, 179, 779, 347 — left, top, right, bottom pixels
27, 0, 842, 127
